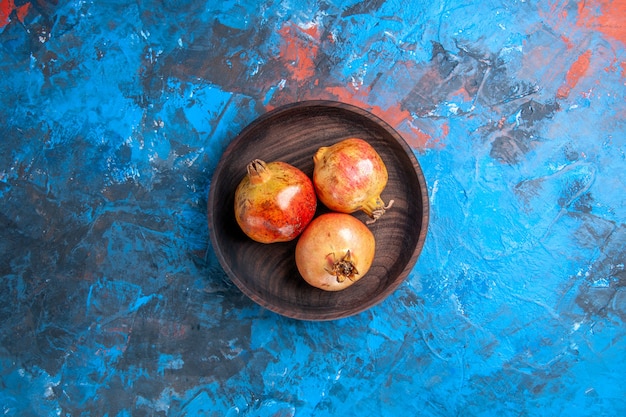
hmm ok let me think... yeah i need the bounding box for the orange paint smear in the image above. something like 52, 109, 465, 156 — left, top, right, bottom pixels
557, 49, 592, 99
577, 0, 626, 46
278, 23, 320, 82
441, 122, 450, 137
0, 0, 30, 28
321, 85, 443, 149
408, 127, 433, 149
560, 35, 574, 50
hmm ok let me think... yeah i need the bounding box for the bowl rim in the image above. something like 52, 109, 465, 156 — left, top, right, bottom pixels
207, 99, 429, 320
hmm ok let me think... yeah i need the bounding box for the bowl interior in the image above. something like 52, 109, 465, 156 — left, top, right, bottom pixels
208, 101, 429, 320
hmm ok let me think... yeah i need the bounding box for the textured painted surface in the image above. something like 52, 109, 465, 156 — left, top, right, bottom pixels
1, 0, 625, 415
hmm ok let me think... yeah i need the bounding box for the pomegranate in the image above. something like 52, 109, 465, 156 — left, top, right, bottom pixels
313, 138, 393, 224
295, 213, 375, 291
234, 159, 317, 243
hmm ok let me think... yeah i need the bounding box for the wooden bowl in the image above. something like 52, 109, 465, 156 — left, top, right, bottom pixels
208, 101, 429, 320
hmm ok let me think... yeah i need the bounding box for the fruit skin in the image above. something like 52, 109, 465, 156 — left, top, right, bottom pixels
234, 159, 317, 243
313, 138, 391, 223
295, 212, 375, 291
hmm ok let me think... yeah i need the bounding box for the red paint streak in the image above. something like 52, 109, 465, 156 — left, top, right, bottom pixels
557, 49, 592, 99
577, 0, 626, 46
0, 0, 30, 28
603, 56, 625, 75
278, 23, 320, 82
622, 62, 626, 78
320, 85, 444, 149
300, 24, 320, 40
560, 35, 573, 50
157, 320, 190, 339
16, 0, 27, 21
537, 1, 576, 47
265, 52, 447, 149
0, 0, 12, 27
408, 127, 432, 149
442, 122, 450, 138
450, 86, 473, 102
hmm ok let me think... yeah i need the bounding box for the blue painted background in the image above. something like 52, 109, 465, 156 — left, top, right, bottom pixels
1, 0, 625, 415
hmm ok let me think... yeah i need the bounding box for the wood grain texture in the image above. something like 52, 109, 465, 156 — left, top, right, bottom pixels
208, 101, 429, 320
